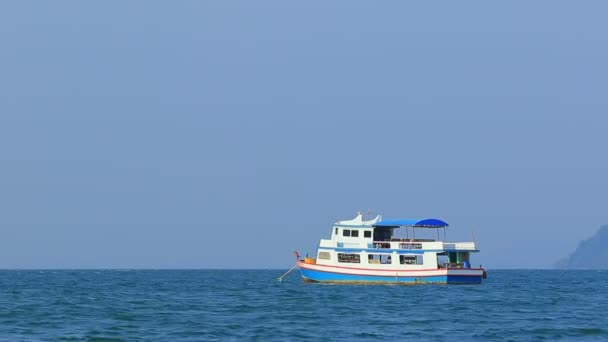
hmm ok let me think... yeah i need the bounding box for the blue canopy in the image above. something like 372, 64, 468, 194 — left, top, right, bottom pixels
374, 218, 449, 228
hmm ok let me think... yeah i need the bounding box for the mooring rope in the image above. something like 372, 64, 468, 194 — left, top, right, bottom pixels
277, 263, 298, 282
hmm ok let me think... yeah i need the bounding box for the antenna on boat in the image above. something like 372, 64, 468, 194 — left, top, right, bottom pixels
362, 209, 378, 221
472, 229, 477, 248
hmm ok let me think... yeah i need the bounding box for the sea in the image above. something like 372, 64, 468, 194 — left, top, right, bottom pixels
0, 270, 607, 341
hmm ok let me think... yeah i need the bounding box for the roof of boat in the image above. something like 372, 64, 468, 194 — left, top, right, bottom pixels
374, 218, 449, 228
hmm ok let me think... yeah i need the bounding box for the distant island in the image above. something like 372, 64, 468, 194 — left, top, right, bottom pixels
555, 225, 608, 269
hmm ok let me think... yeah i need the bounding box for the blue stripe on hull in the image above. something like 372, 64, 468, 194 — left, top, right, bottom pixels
446, 275, 482, 284
299, 268, 482, 284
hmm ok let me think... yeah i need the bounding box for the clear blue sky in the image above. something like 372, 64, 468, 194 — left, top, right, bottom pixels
1, 1, 606, 269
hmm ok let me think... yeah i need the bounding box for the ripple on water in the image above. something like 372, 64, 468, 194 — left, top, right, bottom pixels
0, 270, 607, 341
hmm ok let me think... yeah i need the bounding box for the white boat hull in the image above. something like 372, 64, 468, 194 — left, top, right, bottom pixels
298, 261, 485, 284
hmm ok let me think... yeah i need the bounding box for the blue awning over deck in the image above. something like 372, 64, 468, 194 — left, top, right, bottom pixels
374, 218, 449, 228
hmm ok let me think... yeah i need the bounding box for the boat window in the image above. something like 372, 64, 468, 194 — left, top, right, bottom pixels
364, 231, 372, 238
373, 227, 393, 241
446, 252, 470, 268
335, 228, 338, 235
343, 229, 351, 237
437, 253, 449, 268
338, 253, 360, 263
367, 254, 392, 264
351, 230, 359, 237
318, 251, 331, 260
400, 255, 423, 265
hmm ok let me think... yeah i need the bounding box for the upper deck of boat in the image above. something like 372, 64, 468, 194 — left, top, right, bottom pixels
319, 238, 478, 252
323, 213, 479, 252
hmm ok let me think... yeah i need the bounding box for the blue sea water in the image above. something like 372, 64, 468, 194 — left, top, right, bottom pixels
0, 270, 607, 341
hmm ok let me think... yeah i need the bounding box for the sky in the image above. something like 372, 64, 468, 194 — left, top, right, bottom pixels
1, 1, 606, 269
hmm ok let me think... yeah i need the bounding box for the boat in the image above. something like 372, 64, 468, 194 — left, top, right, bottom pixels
297, 212, 486, 284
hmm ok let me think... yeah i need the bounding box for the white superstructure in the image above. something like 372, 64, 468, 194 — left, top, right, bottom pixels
297, 212, 486, 284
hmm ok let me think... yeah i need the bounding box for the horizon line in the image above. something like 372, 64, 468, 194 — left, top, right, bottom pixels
0, 267, 599, 271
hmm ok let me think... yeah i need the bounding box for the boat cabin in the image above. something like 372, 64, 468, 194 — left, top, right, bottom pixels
315, 212, 478, 270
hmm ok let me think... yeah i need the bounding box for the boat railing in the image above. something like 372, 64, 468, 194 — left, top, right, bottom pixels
398, 242, 423, 249
438, 262, 467, 269
373, 241, 438, 250
373, 242, 391, 249
389, 238, 435, 242
443, 242, 476, 250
